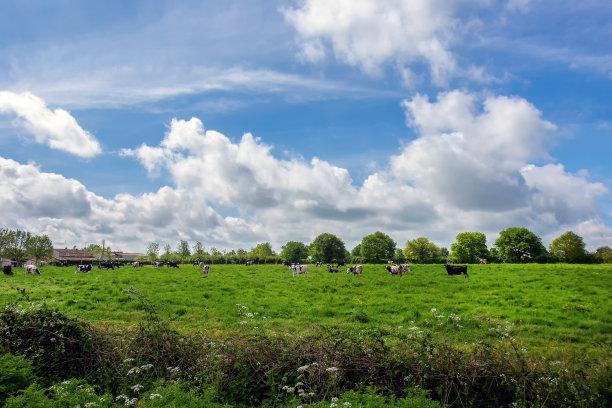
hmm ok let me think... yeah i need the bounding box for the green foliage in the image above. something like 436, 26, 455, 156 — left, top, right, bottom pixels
3, 379, 113, 408
549, 231, 587, 263
360, 231, 396, 263
310, 233, 347, 263
495, 227, 547, 263
594, 246, 612, 263
403, 237, 441, 263
0, 353, 37, 406
280, 241, 309, 263
2, 230, 31, 263
147, 242, 160, 261
176, 240, 191, 263
450, 232, 488, 263
250, 242, 275, 262
25, 234, 54, 264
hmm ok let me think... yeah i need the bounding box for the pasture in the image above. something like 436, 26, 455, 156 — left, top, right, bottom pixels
1, 263, 610, 358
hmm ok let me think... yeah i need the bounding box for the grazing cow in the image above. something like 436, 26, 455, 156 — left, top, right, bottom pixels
398, 264, 411, 273
479, 259, 487, 264
26, 265, 41, 275
99, 261, 115, 270
316, 261, 325, 267
385, 265, 402, 276
3, 265, 13, 276
75, 264, 92, 274
132, 261, 142, 268
166, 261, 179, 268
445, 264, 469, 278
245, 260, 254, 266
151, 261, 161, 268
387, 260, 395, 265
347, 265, 363, 276
291, 264, 308, 277
200, 264, 210, 276
336, 261, 346, 268
327, 264, 340, 273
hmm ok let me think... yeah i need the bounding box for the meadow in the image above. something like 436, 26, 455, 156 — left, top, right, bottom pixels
1, 263, 610, 358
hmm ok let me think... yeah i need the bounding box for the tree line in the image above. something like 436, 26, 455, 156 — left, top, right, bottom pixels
1, 226, 610, 266
144, 228, 612, 265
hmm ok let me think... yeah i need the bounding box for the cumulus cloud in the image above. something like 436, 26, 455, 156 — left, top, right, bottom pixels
4, 90, 609, 251
283, 0, 483, 85
0, 91, 102, 157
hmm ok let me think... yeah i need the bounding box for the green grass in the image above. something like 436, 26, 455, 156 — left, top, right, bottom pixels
1, 263, 610, 357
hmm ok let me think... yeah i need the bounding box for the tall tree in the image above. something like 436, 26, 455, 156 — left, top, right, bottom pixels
309, 233, 347, 263
25, 235, 54, 265
192, 242, 206, 262
360, 231, 396, 263
280, 241, 309, 263
549, 231, 587, 263
0, 228, 11, 258
177, 240, 191, 264
404, 237, 441, 264
3, 230, 31, 263
450, 232, 488, 263
495, 227, 547, 263
85, 244, 112, 260
160, 243, 173, 261
147, 242, 160, 261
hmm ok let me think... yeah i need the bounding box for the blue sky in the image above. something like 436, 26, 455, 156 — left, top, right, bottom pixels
1, 0, 611, 253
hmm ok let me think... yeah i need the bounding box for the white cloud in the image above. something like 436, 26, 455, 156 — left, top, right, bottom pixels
283, 0, 487, 85
0, 91, 101, 157
3, 90, 609, 252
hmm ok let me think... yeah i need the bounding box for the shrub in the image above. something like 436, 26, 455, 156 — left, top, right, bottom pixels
0, 353, 38, 406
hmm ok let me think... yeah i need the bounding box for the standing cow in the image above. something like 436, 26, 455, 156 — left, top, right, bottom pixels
445, 264, 468, 278
3, 265, 13, 276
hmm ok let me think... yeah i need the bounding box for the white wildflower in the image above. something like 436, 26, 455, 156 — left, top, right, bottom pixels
149, 393, 163, 399
297, 364, 309, 372
130, 384, 144, 393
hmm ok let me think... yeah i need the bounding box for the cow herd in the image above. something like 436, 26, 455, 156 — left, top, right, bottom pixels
2, 261, 470, 279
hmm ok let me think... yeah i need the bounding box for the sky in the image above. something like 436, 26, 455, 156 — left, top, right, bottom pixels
1, 0, 611, 254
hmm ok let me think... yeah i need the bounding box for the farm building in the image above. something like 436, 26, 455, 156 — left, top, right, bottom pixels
53, 248, 97, 262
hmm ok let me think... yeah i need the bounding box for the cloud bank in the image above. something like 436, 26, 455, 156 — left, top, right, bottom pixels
2, 89, 607, 252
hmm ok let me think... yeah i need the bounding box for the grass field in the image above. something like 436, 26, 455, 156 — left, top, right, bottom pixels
1, 263, 610, 359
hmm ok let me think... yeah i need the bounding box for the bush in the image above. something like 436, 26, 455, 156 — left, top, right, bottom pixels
3, 379, 113, 408
0, 353, 38, 406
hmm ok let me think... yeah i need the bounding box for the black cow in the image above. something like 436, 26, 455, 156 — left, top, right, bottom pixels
336, 261, 346, 268
315, 261, 325, 267
166, 261, 179, 268
445, 264, 468, 278
282, 261, 292, 266
99, 261, 115, 270
3, 265, 13, 276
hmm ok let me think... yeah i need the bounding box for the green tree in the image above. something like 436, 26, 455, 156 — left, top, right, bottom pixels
309, 233, 347, 263
25, 235, 53, 265
280, 241, 309, 263
351, 244, 362, 257
404, 237, 441, 264
192, 242, 206, 263
594, 246, 612, 263
450, 232, 489, 263
176, 240, 191, 264
549, 231, 587, 263
147, 242, 160, 261
84, 244, 112, 261
160, 244, 173, 262
250, 242, 275, 262
360, 231, 396, 263
495, 227, 547, 263
3, 230, 31, 264
236, 248, 248, 264
0, 228, 11, 258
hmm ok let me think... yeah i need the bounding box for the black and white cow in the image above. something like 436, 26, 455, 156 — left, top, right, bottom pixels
25, 264, 41, 275
200, 263, 210, 276
327, 264, 340, 273
347, 265, 363, 276
385, 265, 402, 276
445, 264, 468, 278
291, 264, 308, 277
76, 264, 92, 274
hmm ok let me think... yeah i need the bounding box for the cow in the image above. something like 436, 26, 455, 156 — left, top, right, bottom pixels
387, 260, 395, 265
3, 265, 13, 276
26, 264, 41, 275
316, 261, 325, 267
75, 264, 92, 274
291, 264, 308, 277
336, 261, 346, 268
327, 264, 340, 273
166, 261, 179, 268
200, 264, 210, 276
245, 260, 254, 266
445, 264, 469, 278
398, 264, 411, 273
151, 261, 161, 268
347, 265, 363, 276
132, 261, 142, 268
385, 265, 402, 276
99, 261, 115, 270
479, 259, 488, 264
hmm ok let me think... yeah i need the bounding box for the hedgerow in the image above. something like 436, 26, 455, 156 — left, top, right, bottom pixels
0, 291, 609, 407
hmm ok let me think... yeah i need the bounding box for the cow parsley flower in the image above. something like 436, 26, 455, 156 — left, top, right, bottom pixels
149, 394, 163, 399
